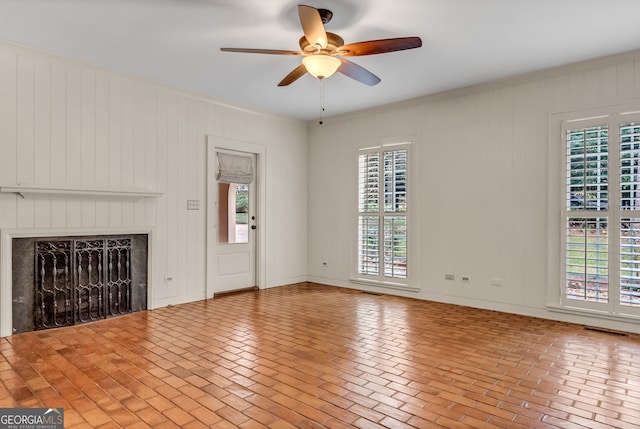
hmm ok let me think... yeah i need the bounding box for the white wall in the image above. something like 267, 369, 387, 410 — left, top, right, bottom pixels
0, 41, 308, 312
307, 49, 640, 333
6, 38, 640, 335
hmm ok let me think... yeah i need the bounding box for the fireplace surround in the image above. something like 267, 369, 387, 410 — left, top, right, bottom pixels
0, 228, 154, 337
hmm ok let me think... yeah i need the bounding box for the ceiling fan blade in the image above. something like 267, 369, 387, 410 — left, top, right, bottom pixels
221, 48, 303, 56
278, 64, 308, 86
339, 37, 422, 56
298, 5, 328, 49
337, 59, 381, 86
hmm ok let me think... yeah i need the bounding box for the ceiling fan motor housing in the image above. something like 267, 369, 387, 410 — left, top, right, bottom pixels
317, 8, 333, 24
299, 32, 345, 54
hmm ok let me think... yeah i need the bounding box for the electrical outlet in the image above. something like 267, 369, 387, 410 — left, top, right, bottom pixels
164, 276, 174, 283
187, 200, 200, 210
322, 261, 328, 267
461, 276, 470, 282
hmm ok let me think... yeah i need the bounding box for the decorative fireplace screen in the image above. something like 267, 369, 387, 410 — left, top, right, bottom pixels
34, 237, 133, 330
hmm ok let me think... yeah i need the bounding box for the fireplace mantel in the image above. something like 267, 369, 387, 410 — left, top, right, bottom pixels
0, 185, 163, 200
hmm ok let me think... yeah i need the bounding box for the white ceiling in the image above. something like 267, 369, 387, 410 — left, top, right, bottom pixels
2, 0, 640, 120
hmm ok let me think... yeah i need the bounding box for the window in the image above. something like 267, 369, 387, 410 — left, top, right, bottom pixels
620, 121, 640, 306
216, 151, 254, 244
357, 145, 408, 283
217, 182, 249, 244
561, 111, 640, 315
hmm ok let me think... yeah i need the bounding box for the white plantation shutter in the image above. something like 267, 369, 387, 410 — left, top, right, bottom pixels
566, 125, 609, 211
620, 122, 640, 306
620, 122, 640, 210
359, 153, 379, 213
565, 218, 609, 302
383, 150, 407, 213
384, 216, 406, 278
358, 216, 379, 276
620, 218, 640, 305
564, 125, 609, 303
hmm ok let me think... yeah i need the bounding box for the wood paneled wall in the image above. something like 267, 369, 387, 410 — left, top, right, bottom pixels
307, 49, 640, 333
0, 42, 309, 310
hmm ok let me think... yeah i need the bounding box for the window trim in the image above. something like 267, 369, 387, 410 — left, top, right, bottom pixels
352, 141, 419, 292
550, 104, 640, 319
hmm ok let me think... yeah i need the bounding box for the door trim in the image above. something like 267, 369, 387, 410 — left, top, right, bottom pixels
206, 136, 266, 297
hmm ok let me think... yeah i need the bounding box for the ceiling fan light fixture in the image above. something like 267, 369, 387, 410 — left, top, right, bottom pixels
302, 55, 341, 80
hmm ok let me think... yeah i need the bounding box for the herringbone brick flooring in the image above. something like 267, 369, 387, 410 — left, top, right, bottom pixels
1, 283, 640, 428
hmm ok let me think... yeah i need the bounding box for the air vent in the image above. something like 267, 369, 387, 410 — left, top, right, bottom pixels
584, 327, 628, 336
361, 291, 383, 296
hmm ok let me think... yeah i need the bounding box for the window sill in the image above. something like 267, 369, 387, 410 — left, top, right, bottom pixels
349, 278, 420, 293
547, 304, 640, 324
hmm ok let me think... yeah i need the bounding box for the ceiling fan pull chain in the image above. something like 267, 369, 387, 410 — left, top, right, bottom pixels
319, 80, 325, 125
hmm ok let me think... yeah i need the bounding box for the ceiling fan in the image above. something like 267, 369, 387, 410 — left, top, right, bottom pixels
221, 4, 422, 87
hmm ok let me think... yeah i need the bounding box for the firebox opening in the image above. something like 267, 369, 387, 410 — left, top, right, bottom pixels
12, 234, 148, 334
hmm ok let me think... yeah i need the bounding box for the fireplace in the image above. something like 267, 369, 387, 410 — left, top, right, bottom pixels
11, 233, 148, 334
